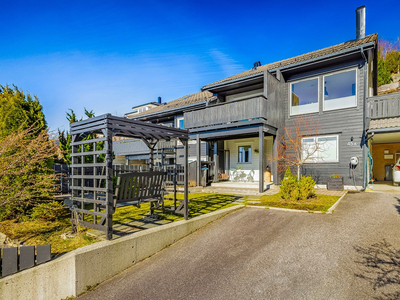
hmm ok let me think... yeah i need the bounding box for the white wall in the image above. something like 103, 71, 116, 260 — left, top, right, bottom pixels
224, 136, 273, 181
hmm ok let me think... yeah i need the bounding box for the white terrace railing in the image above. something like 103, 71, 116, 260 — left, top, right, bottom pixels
366, 92, 400, 119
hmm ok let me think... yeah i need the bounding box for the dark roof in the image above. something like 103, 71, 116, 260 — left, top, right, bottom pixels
133, 91, 216, 118
202, 34, 378, 90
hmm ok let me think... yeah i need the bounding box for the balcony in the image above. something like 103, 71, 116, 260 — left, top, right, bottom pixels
184, 96, 268, 129
367, 92, 400, 119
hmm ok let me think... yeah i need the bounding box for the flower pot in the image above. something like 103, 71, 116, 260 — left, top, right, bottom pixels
327, 177, 344, 191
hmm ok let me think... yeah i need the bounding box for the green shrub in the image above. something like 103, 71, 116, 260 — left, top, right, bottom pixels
280, 167, 299, 201
283, 167, 293, 179
30, 201, 69, 221
298, 175, 316, 200
280, 167, 315, 201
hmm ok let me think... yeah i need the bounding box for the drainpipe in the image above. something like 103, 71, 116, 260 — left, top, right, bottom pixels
361, 46, 368, 191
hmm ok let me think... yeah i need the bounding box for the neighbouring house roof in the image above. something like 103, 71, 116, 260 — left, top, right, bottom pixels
369, 117, 400, 130
202, 33, 378, 90
132, 101, 162, 109
132, 91, 216, 118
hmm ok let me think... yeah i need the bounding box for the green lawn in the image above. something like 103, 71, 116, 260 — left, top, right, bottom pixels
113, 193, 238, 223
0, 193, 239, 257
244, 193, 340, 212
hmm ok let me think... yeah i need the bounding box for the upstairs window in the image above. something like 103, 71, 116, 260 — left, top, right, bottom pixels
290, 78, 319, 115
323, 69, 356, 111
238, 146, 251, 163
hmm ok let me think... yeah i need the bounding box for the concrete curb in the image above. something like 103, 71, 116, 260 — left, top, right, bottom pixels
245, 191, 348, 215
0, 205, 244, 300
327, 191, 348, 213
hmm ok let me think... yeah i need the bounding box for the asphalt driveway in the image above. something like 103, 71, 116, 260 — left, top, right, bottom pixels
79, 192, 400, 300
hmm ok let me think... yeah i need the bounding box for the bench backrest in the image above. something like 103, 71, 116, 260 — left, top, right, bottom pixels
114, 171, 166, 204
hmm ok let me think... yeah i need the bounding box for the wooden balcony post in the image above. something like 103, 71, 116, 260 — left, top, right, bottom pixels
259, 126, 264, 193
213, 141, 218, 182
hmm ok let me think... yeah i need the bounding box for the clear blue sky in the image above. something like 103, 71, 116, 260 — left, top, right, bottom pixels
1, 0, 398, 133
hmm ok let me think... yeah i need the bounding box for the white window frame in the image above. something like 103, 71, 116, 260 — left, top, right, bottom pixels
289, 76, 320, 116
323, 68, 357, 111
238, 145, 252, 163
302, 135, 339, 163
176, 116, 184, 129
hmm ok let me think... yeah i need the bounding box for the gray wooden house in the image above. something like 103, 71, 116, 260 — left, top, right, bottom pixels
119, 6, 400, 191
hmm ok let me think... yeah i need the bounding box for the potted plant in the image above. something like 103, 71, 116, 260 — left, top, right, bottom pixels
327, 174, 344, 191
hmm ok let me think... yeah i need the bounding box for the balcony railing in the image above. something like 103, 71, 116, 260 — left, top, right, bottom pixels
184, 96, 268, 129
367, 92, 400, 119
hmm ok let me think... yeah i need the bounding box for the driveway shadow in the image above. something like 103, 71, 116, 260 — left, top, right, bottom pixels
395, 197, 400, 215
354, 239, 400, 300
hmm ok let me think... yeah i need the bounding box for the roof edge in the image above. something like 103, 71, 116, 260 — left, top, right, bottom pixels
202, 33, 378, 91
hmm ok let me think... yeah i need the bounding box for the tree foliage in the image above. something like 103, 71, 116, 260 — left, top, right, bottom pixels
378, 59, 392, 86
0, 125, 57, 220
58, 108, 101, 164
0, 85, 46, 138
378, 38, 400, 86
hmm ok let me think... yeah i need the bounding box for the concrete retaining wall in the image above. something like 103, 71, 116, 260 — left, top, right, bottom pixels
0, 205, 243, 300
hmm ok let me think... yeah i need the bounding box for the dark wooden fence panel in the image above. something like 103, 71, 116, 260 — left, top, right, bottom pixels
0, 244, 51, 278
185, 96, 268, 129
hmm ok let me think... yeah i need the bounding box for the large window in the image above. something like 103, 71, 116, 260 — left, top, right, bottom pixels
290, 78, 319, 115
323, 69, 356, 111
302, 135, 338, 163
238, 146, 251, 163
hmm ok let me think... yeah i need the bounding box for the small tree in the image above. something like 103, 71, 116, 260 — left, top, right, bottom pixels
275, 116, 325, 181
0, 125, 57, 220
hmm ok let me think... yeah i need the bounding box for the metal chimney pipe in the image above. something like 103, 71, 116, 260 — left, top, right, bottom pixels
158, 96, 161, 104
356, 6, 366, 40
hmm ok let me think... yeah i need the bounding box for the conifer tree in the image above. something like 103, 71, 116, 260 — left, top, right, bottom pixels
0, 85, 46, 138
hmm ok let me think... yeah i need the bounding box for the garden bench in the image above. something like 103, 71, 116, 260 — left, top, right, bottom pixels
112, 171, 166, 214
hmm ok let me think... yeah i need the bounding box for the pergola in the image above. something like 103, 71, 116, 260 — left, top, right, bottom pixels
69, 114, 189, 240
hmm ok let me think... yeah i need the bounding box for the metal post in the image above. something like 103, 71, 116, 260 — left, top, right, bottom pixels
213, 141, 218, 183
105, 128, 113, 240
272, 134, 278, 185
184, 140, 189, 220
174, 146, 177, 209
259, 126, 264, 193
196, 134, 201, 186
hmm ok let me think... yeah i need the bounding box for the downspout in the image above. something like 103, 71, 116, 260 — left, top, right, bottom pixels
361, 46, 368, 191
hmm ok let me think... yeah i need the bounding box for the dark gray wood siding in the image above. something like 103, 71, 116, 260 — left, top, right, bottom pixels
184, 97, 268, 129
283, 66, 366, 186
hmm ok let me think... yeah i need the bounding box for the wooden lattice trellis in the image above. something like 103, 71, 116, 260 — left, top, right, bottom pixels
69, 114, 189, 240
